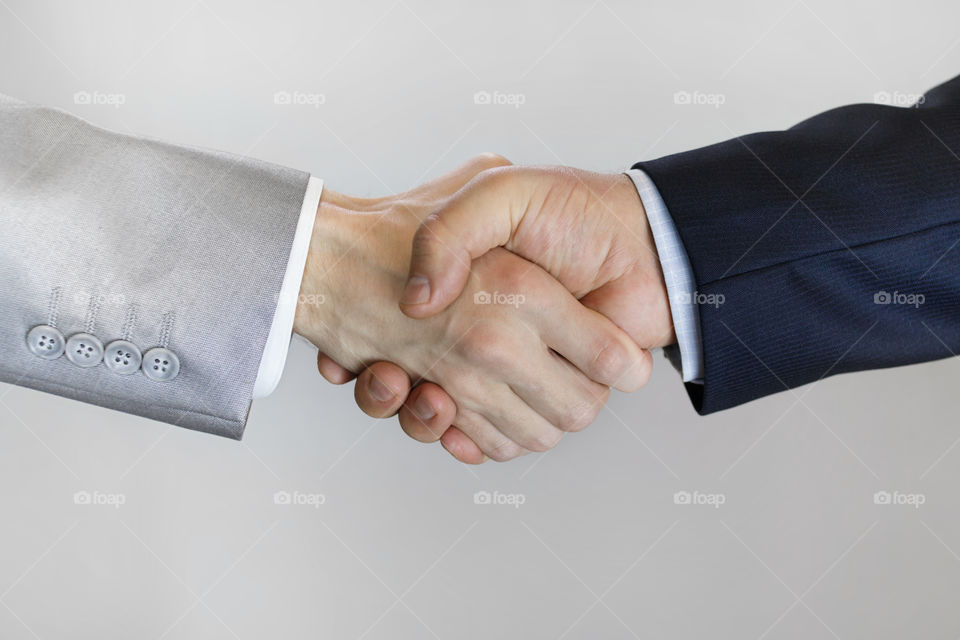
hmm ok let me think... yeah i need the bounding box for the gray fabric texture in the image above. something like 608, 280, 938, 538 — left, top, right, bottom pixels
0, 96, 309, 439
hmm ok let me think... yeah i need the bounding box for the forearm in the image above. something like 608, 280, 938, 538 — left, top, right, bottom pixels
635, 74, 960, 413
0, 95, 309, 437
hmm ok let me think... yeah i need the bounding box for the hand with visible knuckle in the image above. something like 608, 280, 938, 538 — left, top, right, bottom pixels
297, 195, 582, 462
298, 163, 672, 463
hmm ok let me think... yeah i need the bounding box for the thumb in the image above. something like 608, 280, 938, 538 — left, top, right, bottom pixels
399, 169, 524, 318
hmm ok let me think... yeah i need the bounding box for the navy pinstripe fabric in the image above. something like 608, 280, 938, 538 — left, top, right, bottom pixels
635, 74, 960, 414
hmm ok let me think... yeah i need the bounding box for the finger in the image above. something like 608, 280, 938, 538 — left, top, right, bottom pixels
412, 153, 512, 199
354, 362, 412, 419
399, 169, 523, 318
536, 282, 654, 392
509, 346, 611, 433
317, 352, 356, 384
398, 382, 458, 442
440, 427, 487, 465
451, 408, 532, 463
473, 387, 565, 454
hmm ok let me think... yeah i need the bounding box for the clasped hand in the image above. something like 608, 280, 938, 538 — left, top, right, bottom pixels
293, 155, 674, 463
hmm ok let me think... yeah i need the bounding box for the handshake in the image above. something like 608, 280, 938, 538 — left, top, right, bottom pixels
293, 154, 676, 464
5, 80, 955, 449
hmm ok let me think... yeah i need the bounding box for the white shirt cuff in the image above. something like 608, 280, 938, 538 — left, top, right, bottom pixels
625, 169, 703, 383
252, 176, 323, 398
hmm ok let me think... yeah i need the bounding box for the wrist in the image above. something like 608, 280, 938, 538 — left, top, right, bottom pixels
292, 189, 419, 370
616, 171, 676, 347
293, 192, 348, 354
609, 172, 676, 348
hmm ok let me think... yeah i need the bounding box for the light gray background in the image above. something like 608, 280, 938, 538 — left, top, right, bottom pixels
1, 1, 959, 638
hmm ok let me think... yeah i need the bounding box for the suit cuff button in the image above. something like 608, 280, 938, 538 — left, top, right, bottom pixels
65, 333, 104, 368
26, 325, 65, 360
142, 347, 180, 381
104, 340, 142, 375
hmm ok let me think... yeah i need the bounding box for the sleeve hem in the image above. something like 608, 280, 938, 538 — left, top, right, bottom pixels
252, 176, 324, 398
625, 169, 704, 383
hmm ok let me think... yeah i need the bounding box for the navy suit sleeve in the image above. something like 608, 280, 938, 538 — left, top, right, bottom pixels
634, 74, 960, 414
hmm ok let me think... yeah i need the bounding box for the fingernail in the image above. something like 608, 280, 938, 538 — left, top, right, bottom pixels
367, 376, 394, 402
412, 395, 436, 421
480, 455, 489, 464
401, 276, 431, 305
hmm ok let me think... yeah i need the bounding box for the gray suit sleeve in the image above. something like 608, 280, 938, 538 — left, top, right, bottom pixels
0, 95, 310, 439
